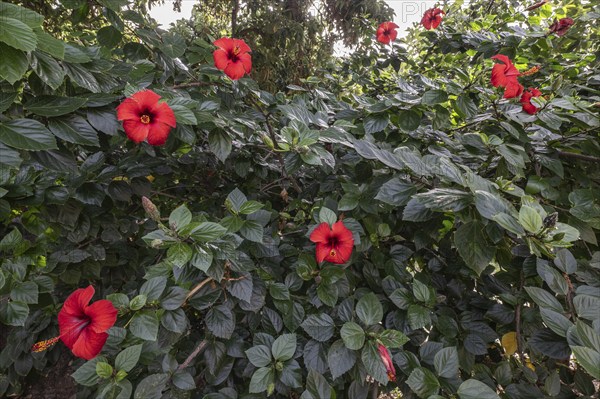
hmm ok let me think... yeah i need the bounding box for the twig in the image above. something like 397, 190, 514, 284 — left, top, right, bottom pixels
177, 340, 208, 370
247, 96, 303, 193
371, 382, 378, 399
557, 151, 600, 163
171, 82, 217, 89
564, 273, 576, 319
184, 277, 214, 304
515, 270, 525, 359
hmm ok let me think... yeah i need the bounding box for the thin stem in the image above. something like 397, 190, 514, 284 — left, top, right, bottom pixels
557, 151, 600, 163
515, 270, 525, 359
184, 277, 214, 304
177, 340, 208, 370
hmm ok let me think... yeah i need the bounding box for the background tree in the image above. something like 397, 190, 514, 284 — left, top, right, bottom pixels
0, 0, 599, 398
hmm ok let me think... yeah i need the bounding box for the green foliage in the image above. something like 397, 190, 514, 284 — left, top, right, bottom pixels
1, 0, 600, 398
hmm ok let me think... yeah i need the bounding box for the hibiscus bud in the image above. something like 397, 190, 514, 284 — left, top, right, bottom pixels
275, 361, 284, 372
142, 196, 161, 221
267, 383, 275, 396
377, 343, 396, 382
262, 134, 274, 149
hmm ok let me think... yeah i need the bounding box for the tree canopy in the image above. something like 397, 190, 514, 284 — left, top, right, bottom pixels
0, 0, 599, 398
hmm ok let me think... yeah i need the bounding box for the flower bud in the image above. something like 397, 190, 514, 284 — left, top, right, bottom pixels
262, 134, 274, 149
142, 196, 161, 222
151, 239, 163, 248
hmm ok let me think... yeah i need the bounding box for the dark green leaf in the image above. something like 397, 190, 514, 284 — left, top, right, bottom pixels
356, 292, 383, 326
0, 119, 57, 150
0, 43, 29, 84
0, 16, 37, 51
25, 96, 87, 117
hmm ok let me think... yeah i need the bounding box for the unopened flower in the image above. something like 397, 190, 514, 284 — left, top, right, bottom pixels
376, 21, 399, 44
32, 286, 117, 360
549, 17, 574, 36
378, 344, 396, 382
421, 8, 445, 30
309, 220, 354, 264
520, 88, 543, 114
213, 37, 252, 80
490, 54, 524, 99
116, 90, 176, 146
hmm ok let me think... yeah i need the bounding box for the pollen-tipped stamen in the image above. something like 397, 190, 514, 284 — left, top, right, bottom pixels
329, 249, 336, 257
32, 336, 60, 353
521, 65, 541, 76
140, 114, 151, 124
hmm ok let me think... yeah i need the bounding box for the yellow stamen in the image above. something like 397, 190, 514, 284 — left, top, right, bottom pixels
32, 336, 60, 353
329, 249, 337, 257
140, 114, 151, 124
521, 66, 541, 76
233, 46, 241, 56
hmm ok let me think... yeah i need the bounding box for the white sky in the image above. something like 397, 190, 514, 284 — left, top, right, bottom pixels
149, 0, 440, 36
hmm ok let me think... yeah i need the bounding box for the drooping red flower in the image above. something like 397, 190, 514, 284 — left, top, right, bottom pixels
378, 344, 396, 382
421, 8, 445, 30
309, 221, 354, 264
32, 286, 117, 360
376, 21, 399, 44
213, 37, 252, 80
116, 90, 176, 146
490, 54, 524, 99
520, 88, 543, 114
549, 17, 574, 36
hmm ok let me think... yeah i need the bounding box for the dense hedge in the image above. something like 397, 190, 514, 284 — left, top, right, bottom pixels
0, 0, 599, 398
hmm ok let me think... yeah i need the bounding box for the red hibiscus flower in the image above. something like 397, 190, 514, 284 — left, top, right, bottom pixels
309, 220, 354, 264
213, 37, 252, 80
376, 21, 399, 44
378, 344, 396, 382
549, 17, 574, 36
490, 54, 524, 99
520, 88, 543, 114
421, 8, 445, 30
32, 286, 117, 360
116, 90, 176, 146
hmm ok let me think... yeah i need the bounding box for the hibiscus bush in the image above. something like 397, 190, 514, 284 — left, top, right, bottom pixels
1, 0, 600, 398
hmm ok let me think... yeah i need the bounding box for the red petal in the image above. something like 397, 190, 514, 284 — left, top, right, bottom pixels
213, 49, 230, 71
58, 314, 87, 349
151, 102, 177, 128
530, 88, 542, 97
310, 222, 331, 243
522, 102, 538, 114
491, 54, 511, 66
332, 221, 354, 243
387, 22, 399, 29
377, 34, 391, 44
61, 286, 94, 317
315, 243, 330, 263
224, 61, 246, 80
233, 38, 251, 54
421, 16, 432, 30
146, 123, 172, 146
71, 329, 108, 360
123, 120, 150, 143
213, 37, 234, 51
388, 29, 398, 41
239, 53, 252, 74
324, 249, 347, 264
503, 82, 524, 99
334, 240, 354, 263
116, 97, 141, 121
85, 300, 117, 333
131, 90, 161, 108
490, 64, 508, 87
431, 16, 442, 29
